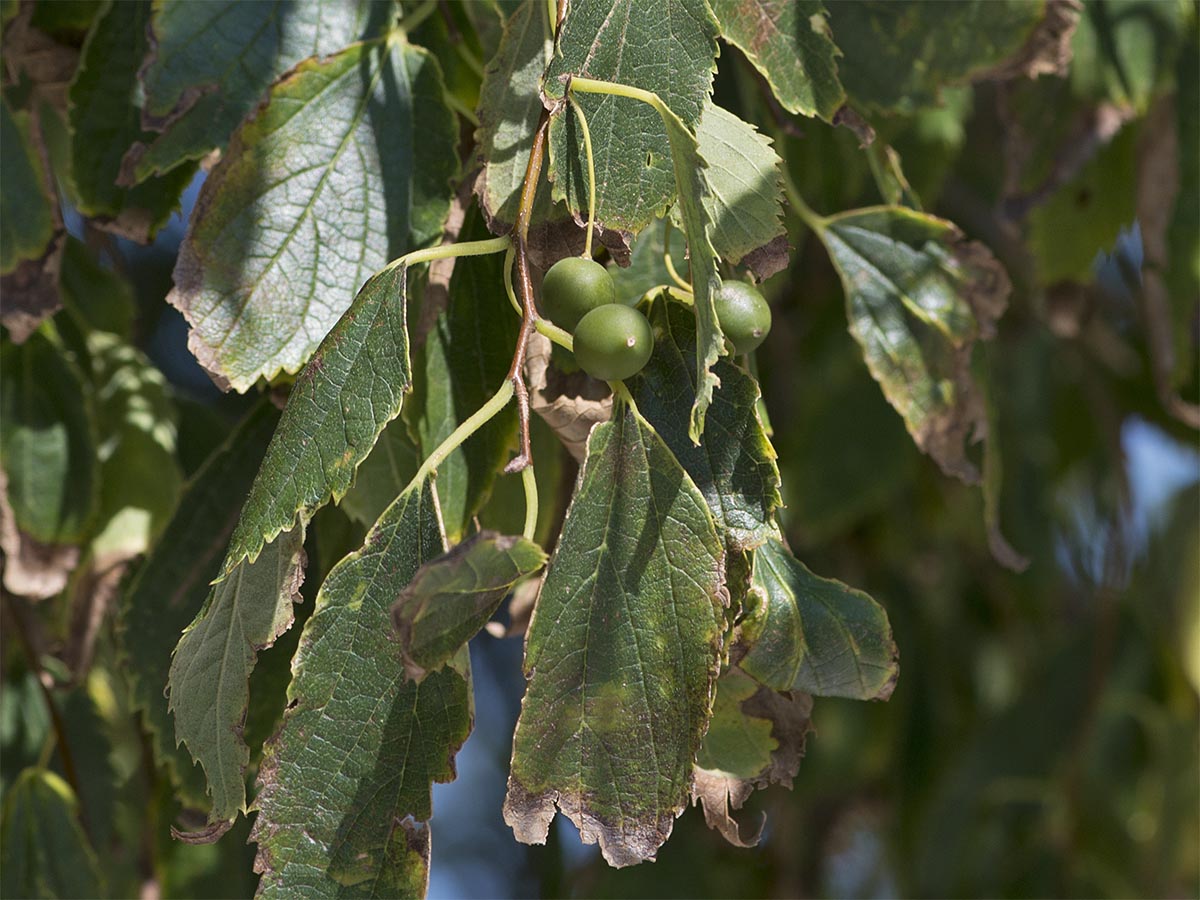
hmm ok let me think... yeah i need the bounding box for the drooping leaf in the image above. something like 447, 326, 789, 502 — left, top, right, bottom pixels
813, 205, 1011, 484
709, 0, 844, 121
392, 531, 546, 680
691, 100, 787, 276
0, 97, 55, 275
736, 538, 897, 700
504, 403, 725, 867
830, 0, 1048, 115
0, 769, 103, 900
408, 211, 518, 540
169, 37, 458, 391
0, 330, 97, 548
252, 478, 470, 898
221, 263, 413, 575
543, 0, 720, 234
631, 295, 780, 551
119, 403, 279, 808
692, 668, 811, 847
168, 524, 307, 836
125, 0, 384, 181
67, 0, 196, 242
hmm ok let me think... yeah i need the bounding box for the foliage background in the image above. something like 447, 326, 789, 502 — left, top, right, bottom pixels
1, 0, 1197, 898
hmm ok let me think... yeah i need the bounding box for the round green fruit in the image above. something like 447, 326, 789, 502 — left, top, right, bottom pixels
540, 257, 617, 332
573, 304, 653, 381
715, 280, 771, 355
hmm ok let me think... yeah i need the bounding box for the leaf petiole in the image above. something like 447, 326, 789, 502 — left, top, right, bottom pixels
534, 318, 573, 351
382, 235, 512, 275
569, 96, 598, 257
411, 380, 515, 487
780, 168, 827, 233
662, 218, 692, 292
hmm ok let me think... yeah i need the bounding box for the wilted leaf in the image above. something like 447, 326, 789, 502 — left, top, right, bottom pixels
169, 37, 457, 390
525, 331, 612, 462
691, 100, 787, 276
814, 205, 1011, 484
631, 295, 781, 551
692, 668, 812, 847
392, 531, 546, 680
0, 98, 55, 276
221, 263, 413, 576
736, 538, 897, 700
830, 0, 1047, 114
168, 525, 306, 836
119, 403, 279, 808
504, 403, 725, 867
408, 211, 519, 540
125, 0, 383, 181
253, 478, 470, 898
67, 0, 196, 242
543, 0, 719, 234
709, 0, 844, 121
0, 769, 103, 899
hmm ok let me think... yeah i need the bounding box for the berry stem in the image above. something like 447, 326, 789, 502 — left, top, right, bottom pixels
521, 465, 539, 541
382, 235, 511, 274
410, 380, 515, 487
662, 218, 691, 292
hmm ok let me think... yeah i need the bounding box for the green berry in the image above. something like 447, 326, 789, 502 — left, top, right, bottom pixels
541, 257, 617, 332
715, 280, 771, 355
572, 304, 653, 381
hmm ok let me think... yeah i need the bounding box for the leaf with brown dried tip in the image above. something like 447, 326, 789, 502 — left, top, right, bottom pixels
693, 668, 812, 847
504, 403, 725, 867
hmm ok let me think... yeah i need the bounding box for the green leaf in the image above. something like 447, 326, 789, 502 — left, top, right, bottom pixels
222, 263, 413, 576
392, 531, 546, 679
1070, 0, 1186, 112
606, 216, 689, 302
58, 237, 136, 338
120, 403, 279, 808
86, 333, 182, 561
504, 402, 725, 867
631, 294, 781, 551
692, 668, 811, 847
695, 668, 774, 777
0, 98, 55, 275
475, 0, 555, 229
0, 769, 103, 899
544, 0, 720, 234
168, 524, 306, 835
737, 538, 897, 700
169, 37, 458, 391
67, 0, 196, 242
691, 100, 787, 275
252, 478, 471, 898
830, 0, 1046, 115
1028, 124, 1138, 283
813, 205, 1011, 484
127, 0, 384, 181
709, 0, 844, 121
409, 211, 518, 540
0, 330, 97, 545
338, 417, 419, 527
